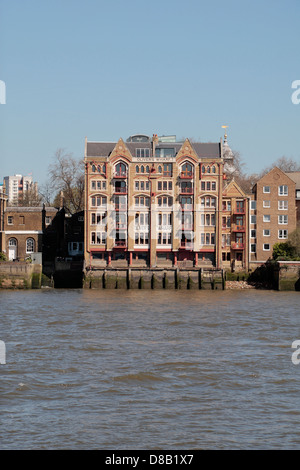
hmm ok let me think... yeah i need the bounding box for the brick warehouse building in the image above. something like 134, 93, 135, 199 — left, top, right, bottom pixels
84, 133, 250, 270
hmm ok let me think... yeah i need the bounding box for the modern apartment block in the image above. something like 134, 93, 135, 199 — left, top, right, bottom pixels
84, 133, 250, 270
3, 174, 38, 205
250, 167, 297, 263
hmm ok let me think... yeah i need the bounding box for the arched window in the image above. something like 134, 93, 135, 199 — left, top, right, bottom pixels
136, 165, 139, 173
92, 164, 96, 172
146, 165, 150, 173
158, 165, 162, 173
9, 238, 17, 247
141, 165, 145, 173
202, 165, 205, 174
26, 238, 35, 253
212, 165, 216, 173
181, 162, 193, 177
115, 162, 127, 177
207, 166, 211, 173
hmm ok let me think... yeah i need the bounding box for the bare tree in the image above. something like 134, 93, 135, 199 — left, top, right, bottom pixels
48, 148, 84, 214
259, 156, 300, 177
39, 181, 55, 206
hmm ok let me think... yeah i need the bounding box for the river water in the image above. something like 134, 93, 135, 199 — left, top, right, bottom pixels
0, 288, 300, 450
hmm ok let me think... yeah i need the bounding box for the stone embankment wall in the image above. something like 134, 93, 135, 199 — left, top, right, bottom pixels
0, 262, 44, 289
275, 262, 300, 291
83, 268, 225, 290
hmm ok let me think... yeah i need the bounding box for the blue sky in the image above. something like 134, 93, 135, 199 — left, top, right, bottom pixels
0, 0, 299, 186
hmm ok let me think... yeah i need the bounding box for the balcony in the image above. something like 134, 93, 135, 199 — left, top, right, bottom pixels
180, 241, 194, 249
114, 186, 127, 194
180, 186, 193, 194
114, 203, 127, 211
180, 171, 193, 179
231, 242, 245, 250
114, 171, 127, 179
231, 224, 245, 232
180, 204, 193, 211
182, 224, 193, 231
114, 240, 127, 248
115, 222, 127, 229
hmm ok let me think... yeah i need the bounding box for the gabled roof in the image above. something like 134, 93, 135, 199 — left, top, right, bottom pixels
223, 178, 247, 198
285, 171, 300, 189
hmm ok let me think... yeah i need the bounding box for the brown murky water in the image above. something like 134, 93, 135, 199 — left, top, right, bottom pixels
0, 289, 300, 449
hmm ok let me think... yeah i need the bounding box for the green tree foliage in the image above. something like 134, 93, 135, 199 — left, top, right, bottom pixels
272, 241, 298, 260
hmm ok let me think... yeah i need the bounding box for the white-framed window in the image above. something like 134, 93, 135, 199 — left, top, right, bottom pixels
45, 216, 52, 225
250, 229, 256, 238
135, 181, 150, 191
251, 200, 256, 210
263, 243, 270, 251
157, 232, 172, 245
9, 238, 17, 247
136, 148, 150, 159
158, 181, 172, 191
263, 200, 270, 208
278, 215, 288, 224
250, 215, 256, 224
263, 186, 270, 193
201, 232, 215, 245
26, 238, 35, 253
278, 200, 288, 210
91, 180, 106, 191
250, 243, 256, 253
263, 215, 271, 222
135, 232, 149, 245
91, 212, 106, 226
91, 195, 107, 208
91, 231, 106, 245
263, 229, 270, 237
278, 185, 288, 196
135, 196, 150, 207
278, 229, 288, 239
7, 216, 13, 225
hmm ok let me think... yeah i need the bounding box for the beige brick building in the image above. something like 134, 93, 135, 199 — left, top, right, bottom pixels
250, 167, 297, 263
222, 179, 250, 271
84, 133, 250, 270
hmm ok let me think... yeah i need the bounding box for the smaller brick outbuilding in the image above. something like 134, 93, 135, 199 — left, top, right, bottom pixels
3, 205, 58, 260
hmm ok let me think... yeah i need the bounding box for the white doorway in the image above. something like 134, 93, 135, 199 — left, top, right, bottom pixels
8, 238, 17, 260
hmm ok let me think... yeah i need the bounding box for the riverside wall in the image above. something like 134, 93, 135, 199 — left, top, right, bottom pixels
0, 262, 44, 289
1, 261, 298, 290
83, 267, 225, 290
